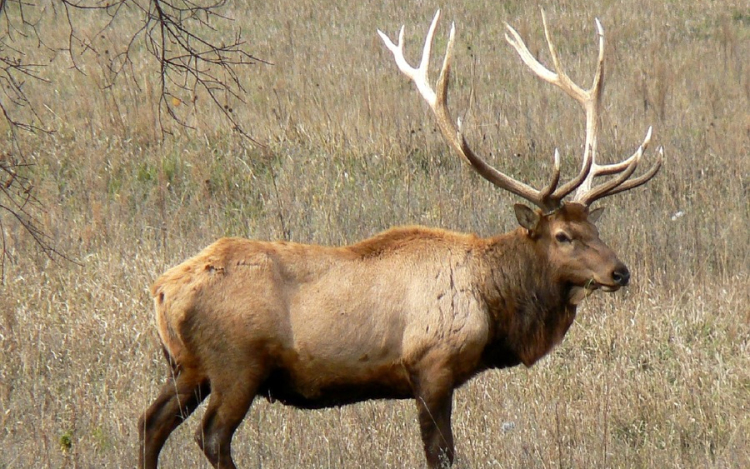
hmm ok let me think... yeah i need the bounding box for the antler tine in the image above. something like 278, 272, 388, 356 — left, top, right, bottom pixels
578, 141, 663, 205
578, 143, 644, 204
539, 149, 562, 201
601, 146, 663, 197
377, 12, 440, 107
574, 126, 663, 204
379, 11, 561, 211
579, 125, 650, 183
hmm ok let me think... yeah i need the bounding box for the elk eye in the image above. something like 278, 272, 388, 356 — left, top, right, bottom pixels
555, 232, 572, 243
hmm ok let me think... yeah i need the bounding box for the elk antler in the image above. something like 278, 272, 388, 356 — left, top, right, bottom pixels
378, 10, 662, 211
378, 11, 564, 212
504, 10, 662, 206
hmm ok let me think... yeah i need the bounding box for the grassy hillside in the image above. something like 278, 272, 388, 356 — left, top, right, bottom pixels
1, 0, 748, 467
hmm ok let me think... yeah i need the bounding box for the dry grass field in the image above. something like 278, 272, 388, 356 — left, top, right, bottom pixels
1, 0, 748, 467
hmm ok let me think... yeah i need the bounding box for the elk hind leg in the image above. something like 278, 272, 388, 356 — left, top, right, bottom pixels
138, 368, 209, 469
195, 370, 260, 469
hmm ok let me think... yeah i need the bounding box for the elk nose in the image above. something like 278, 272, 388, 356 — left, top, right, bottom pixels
612, 264, 630, 286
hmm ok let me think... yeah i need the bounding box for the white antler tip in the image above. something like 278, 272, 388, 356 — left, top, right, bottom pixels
553, 149, 561, 168
431, 9, 441, 28
595, 18, 604, 35
642, 126, 653, 148
503, 22, 517, 42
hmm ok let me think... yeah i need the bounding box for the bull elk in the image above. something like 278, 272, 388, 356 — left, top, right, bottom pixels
138, 10, 662, 469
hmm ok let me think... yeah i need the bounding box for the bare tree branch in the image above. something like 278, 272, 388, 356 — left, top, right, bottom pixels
0, 152, 69, 280
0, 0, 266, 278
57, 0, 268, 140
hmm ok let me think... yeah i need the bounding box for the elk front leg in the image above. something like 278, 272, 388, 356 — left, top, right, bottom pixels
412, 363, 456, 468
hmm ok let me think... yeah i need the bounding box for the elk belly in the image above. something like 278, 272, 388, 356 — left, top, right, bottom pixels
260, 351, 413, 408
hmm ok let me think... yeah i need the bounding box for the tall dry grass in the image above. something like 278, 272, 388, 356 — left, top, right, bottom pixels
1, 0, 748, 468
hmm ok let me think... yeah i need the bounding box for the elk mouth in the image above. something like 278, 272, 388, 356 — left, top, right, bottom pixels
588, 264, 630, 292
567, 280, 620, 305
585, 279, 623, 293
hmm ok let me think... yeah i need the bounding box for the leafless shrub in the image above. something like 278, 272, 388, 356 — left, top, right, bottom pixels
0, 0, 265, 277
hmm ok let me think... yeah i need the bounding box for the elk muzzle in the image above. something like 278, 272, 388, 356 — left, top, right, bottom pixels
611, 263, 631, 287
596, 261, 630, 292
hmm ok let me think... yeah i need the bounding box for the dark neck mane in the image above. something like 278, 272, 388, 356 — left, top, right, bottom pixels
478, 230, 577, 368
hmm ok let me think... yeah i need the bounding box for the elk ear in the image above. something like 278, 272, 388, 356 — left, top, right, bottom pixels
514, 204, 540, 231
588, 206, 606, 224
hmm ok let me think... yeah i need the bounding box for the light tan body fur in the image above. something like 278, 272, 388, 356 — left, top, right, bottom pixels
154, 227, 490, 407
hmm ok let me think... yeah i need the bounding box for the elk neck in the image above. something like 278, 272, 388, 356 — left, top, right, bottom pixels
476, 228, 577, 368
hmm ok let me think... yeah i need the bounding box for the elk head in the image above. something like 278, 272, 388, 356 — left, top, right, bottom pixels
514, 202, 630, 305
379, 10, 662, 299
